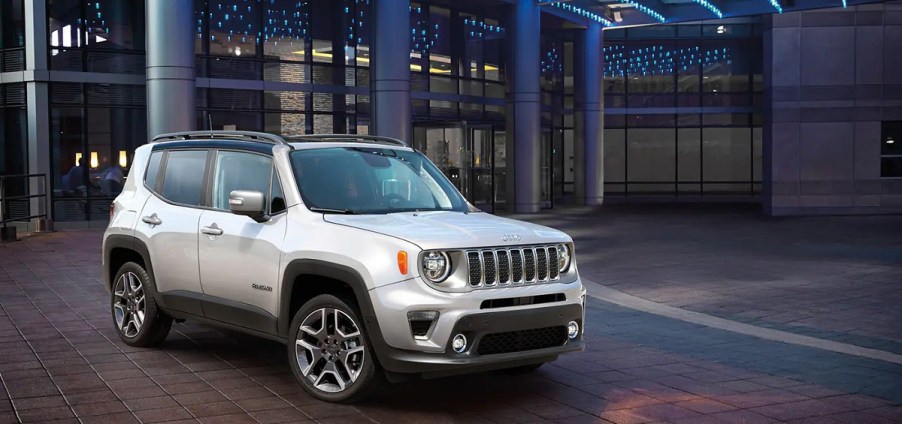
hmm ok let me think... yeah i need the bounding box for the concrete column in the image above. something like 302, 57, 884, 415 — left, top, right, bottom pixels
146, 0, 195, 139
505, 0, 542, 213
371, 0, 411, 142
25, 0, 52, 225
573, 23, 604, 206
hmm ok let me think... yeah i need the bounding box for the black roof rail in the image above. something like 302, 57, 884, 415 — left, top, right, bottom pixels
285, 134, 409, 148
151, 130, 290, 146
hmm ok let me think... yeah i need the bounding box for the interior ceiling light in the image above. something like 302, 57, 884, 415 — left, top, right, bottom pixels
615, 0, 666, 23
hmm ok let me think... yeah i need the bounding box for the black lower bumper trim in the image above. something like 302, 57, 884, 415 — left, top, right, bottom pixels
371, 303, 585, 377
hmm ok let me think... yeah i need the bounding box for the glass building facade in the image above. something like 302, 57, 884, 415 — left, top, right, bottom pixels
602, 23, 763, 196
2, 0, 896, 224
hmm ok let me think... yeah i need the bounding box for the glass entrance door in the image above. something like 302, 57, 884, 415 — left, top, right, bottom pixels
469, 126, 494, 212
413, 123, 496, 212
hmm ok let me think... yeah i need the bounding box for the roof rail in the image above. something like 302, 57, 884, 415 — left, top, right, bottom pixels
151, 130, 290, 146
285, 134, 408, 148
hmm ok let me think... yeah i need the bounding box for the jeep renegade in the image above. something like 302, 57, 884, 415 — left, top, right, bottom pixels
103, 131, 586, 402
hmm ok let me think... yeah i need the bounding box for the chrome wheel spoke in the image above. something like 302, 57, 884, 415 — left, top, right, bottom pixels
296, 339, 323, 375
334, 310, 360, 342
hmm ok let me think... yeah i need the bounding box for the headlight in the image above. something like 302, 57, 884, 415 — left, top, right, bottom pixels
422, 251, 451, 283
557, 244, 572, 273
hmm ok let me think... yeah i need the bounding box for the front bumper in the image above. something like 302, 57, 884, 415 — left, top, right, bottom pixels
364, 279, 586, 377
371, 303, 585, 377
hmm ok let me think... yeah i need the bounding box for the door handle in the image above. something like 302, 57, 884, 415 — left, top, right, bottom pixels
141, 214, 162, 226
201, 224, 223, 236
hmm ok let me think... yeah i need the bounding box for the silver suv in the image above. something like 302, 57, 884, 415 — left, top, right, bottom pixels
102, 131, 585, 402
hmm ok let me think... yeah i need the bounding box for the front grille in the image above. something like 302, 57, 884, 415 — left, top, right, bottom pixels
476, 326, 568, 355
523, 249, 536, 282
548, 248, 560, 280
467, 252, 481, 284
536, 249, 548, 281
482, 251, 496, 285
466, 245, 563, 288
511, 250, 523, 282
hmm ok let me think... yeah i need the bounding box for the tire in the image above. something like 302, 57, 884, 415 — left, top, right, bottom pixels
288, 294, 381, 403
111, 262, 172, 347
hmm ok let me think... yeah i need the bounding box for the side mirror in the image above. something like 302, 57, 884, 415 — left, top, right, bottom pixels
229, 190, 268, 222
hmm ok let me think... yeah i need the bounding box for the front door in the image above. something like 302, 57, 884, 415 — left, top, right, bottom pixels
197, 150, 287, 334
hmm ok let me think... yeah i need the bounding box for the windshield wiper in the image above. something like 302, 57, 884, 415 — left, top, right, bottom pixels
309, 207, 356, 214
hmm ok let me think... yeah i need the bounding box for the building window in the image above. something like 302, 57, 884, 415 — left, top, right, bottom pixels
882, 121, 902, 178
50, 83, 147, 222
603, 19, 763, 196
0, 83, 27, 176
0, 0, 26, 72
47, 0, 146, 73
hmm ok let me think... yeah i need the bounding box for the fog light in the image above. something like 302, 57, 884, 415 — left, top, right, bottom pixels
451, 334, 467, 353
567, 321, 579, 339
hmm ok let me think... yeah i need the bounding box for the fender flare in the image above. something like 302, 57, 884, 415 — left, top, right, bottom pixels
103, 234, 155, 292
279, 259, 392, 363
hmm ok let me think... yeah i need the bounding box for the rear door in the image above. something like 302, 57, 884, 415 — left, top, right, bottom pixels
136, 149, 210, 316
197, 150, 287, 333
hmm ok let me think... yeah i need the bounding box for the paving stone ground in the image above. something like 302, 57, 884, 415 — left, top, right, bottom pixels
519, 204, 902, 351
1, 208, 901, 423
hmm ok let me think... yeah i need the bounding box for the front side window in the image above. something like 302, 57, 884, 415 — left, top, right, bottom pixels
160, 150, 208, 206
290, 147, 470, 214
211, 151, 273, 210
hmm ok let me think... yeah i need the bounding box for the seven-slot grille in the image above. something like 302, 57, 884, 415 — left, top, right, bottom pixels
466, 245, 562, 288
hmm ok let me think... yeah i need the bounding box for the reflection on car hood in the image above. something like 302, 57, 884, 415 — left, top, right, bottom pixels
323, 211, 571, 250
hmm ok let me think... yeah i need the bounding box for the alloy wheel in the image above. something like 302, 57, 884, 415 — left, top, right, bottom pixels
295, 308, 366, 393
113, 271, 146, 338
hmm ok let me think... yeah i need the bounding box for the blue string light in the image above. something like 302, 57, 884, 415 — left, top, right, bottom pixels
689, 0, 724, 19
546, 2, 614, 27
603, 44, 733, 78
842, 0, 847, 7
615, 0, 666, 23
769, 0, 783, 14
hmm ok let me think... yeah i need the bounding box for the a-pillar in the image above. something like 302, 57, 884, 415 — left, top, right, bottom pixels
574, 22, 604, 206
371, 0, 411, 141
146, 0, 195, 139
505, 0, 542, 213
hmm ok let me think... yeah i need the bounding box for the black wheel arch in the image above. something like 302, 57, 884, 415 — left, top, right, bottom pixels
279, 259, 390, 362
104, 234, 156, 293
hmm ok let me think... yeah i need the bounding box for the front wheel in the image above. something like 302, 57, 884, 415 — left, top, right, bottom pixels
288, 294, 381, 403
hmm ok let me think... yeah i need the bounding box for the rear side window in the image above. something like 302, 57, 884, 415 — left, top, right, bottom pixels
160, 150, 208, 206
144, 151, 163, 191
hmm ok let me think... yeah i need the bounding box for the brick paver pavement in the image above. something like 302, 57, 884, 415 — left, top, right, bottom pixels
520, 205, 902, 351
1, 217, 900, 423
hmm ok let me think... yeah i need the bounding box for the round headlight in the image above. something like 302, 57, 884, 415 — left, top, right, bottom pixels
557, 244, 572, 273
422, 251, 451, 283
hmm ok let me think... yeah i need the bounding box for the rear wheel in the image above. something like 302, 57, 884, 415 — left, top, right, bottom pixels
111, 262, 171, 347
288, 294, 381, 403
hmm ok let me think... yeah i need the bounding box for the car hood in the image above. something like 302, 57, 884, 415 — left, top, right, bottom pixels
323, 211, 571, 250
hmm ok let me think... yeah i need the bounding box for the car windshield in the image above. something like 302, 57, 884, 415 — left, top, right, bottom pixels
289, 147, 471, 214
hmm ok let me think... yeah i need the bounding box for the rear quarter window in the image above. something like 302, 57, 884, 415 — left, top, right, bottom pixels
144, 151, 163, 191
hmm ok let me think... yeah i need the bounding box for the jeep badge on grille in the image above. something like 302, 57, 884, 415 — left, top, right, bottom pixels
501, 234, 522, 242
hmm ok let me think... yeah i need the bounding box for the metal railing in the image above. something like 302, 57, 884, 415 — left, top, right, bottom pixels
0, 174, 51, 239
